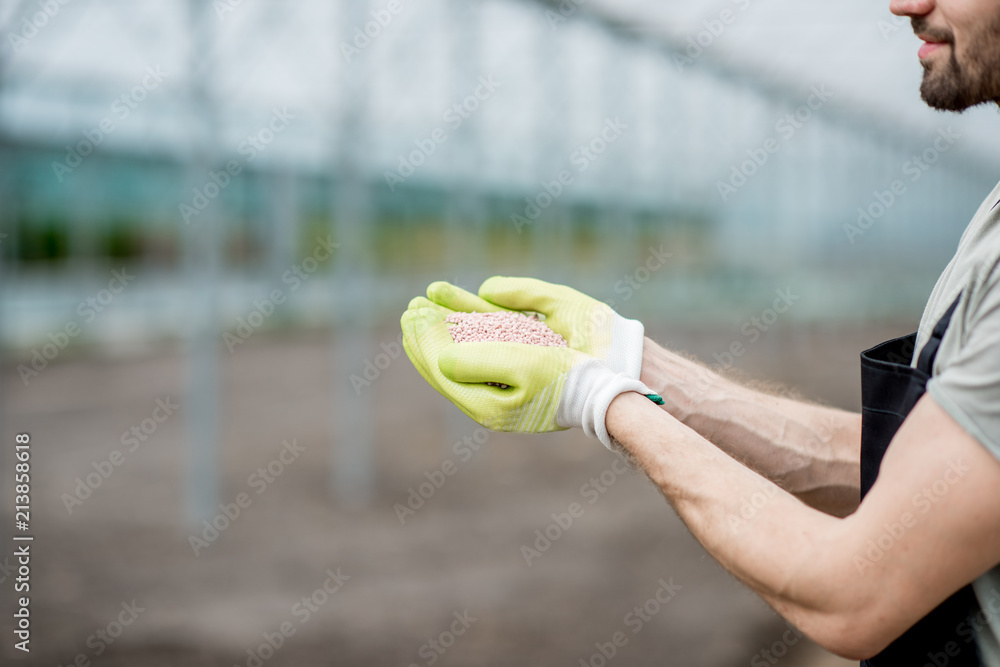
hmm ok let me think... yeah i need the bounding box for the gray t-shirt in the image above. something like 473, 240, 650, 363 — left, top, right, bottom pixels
915, 178, 1000, 665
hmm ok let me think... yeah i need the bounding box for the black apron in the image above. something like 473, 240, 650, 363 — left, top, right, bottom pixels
859, 294, 981, 666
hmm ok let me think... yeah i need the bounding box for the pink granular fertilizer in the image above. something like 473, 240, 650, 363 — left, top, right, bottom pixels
446, 311, 568, 347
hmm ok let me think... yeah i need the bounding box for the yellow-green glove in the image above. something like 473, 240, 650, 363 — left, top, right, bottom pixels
401, 302, 654, 447
426, 277, 646, 380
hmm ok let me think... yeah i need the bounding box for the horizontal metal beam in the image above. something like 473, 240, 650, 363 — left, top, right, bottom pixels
525, 0, 999, 177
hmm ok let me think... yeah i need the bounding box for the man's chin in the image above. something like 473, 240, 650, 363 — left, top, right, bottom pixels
920, 68, 977, 112
920, 89, 973, 112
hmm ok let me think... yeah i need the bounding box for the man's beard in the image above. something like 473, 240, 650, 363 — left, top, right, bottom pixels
914, 16, 1000, 112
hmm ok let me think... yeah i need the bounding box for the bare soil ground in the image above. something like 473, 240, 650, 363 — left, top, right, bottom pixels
0, 320, 908, 666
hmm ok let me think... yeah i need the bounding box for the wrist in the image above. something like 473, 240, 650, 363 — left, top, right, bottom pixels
559, 361, 654, 450
639, 337, 685, 416
606, 391, 676, 484
638, 336, 661, 389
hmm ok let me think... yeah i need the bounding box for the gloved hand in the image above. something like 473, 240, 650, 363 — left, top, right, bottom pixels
426, 277, 646, 381
401, 303, 652, 449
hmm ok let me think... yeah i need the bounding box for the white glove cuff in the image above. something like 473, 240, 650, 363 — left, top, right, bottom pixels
608, 314, 645, 381
557, 360, 653, 451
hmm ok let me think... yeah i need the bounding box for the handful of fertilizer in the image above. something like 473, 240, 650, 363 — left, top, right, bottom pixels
445, 310, 568, 346
445, 311, 568, 388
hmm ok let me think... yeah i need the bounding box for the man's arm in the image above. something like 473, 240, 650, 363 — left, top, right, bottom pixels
607, 391, 1000, 659
640, 337, 862, 516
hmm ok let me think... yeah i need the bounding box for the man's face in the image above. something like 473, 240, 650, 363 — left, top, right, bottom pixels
890, 0, 1000, 111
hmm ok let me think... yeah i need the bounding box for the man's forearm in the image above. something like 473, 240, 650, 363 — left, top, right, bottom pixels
606, 391, 872, 658
640, 337, 862, 515
607, 391, 1000, 660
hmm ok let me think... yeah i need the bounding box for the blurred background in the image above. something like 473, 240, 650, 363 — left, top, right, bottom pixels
1, 0, 998, 665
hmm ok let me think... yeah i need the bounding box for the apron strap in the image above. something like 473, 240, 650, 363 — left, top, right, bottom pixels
915, 293, 963, 375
